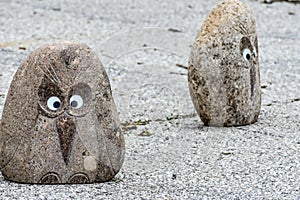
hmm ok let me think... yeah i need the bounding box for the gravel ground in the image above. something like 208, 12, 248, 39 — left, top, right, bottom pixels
0, 0, 299, 199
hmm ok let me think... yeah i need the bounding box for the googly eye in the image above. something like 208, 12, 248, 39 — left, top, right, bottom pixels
70, 95, 83, 109
47, 96, 62, 111
243, 48, 251, 61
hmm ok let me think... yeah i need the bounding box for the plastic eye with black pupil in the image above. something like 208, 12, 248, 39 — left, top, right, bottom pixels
69, 95, 84, 109
243, 48, 251, 61
47, 96, 62, 111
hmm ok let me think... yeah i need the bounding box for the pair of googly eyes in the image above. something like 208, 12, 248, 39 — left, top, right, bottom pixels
47, 95, 83, 111
243, 48, 256, 61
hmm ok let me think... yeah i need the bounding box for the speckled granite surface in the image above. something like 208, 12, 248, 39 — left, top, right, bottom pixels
0, 0, 299, 199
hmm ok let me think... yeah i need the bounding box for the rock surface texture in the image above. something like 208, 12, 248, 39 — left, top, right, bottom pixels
188, 0, 261, 126
0, 41, 125, 184
0, 0, 299, 198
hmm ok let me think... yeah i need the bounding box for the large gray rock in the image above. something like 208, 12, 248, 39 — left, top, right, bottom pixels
188, 0, 261, 126
0, 41, 125, 184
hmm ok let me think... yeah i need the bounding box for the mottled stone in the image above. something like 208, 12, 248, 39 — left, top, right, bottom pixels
188, 0, 261, 126
0, 41, 125, 184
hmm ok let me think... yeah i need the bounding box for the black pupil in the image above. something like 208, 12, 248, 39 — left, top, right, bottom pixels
246, 53, 251, 60
53, 101, 61, 109
71, 101, 78, 108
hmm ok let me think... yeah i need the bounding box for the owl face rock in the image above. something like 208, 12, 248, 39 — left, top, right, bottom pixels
188, 0, 261, 126
0, 41, 125, 184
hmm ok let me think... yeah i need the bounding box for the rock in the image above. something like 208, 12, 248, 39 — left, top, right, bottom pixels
188, 0, 261, 126
0, 41, 125, 184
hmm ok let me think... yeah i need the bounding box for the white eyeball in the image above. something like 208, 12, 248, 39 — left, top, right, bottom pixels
243, 48, 251, 61
47, 96, 61, 111
70, 95, 83, 109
